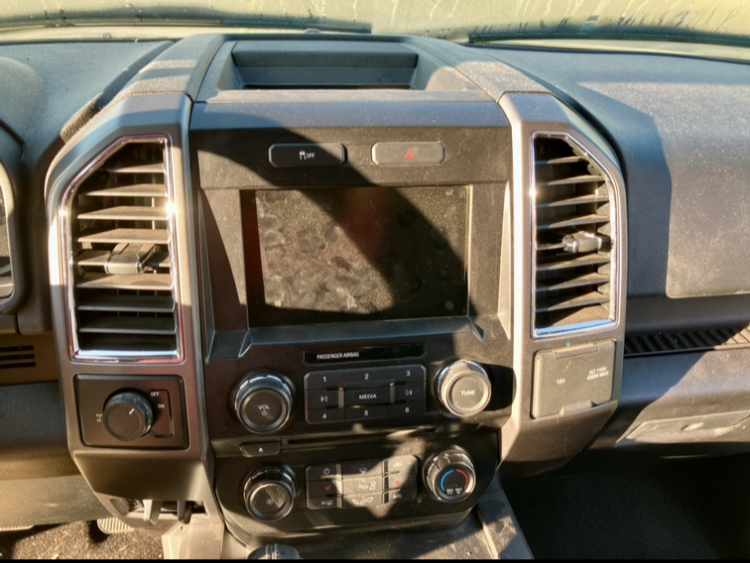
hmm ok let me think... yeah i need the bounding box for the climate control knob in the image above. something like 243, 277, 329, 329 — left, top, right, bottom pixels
435, 360, 491, 417
243, 467, 297, 521
423, 449, 476, 503
234, 374, 294, 433
102, 391, 154, 442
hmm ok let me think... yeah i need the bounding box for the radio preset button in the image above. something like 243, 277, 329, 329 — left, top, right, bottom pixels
388, 402, 425, 418
346, 405, 388, 422
344, 367, 389, 386
389, 365, 427, 383
306, 408, 345, 424
344, 387, 391, 406
304, 371, 345, 390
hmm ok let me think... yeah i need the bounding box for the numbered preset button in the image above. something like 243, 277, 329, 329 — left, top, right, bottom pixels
344, 367, 389, 386
306, 408, 345, 424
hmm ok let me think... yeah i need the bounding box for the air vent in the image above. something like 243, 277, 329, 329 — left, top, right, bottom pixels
533, 135, 618, 337
65, 139, 180, 359
0, 344, 35, 369
625, 327, 750, 358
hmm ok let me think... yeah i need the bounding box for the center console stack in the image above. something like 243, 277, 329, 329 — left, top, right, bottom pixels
194, 39, 515, 541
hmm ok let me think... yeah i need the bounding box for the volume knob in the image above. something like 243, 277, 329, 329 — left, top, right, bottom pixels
234, 374, 294, 434
435, 360, 491, 417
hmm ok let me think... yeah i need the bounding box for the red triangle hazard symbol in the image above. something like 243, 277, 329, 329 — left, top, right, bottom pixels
405, 149, 416, 160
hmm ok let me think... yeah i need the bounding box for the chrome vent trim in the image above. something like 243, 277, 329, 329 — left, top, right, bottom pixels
60, 136, 183, 362
531, 132, 621, 339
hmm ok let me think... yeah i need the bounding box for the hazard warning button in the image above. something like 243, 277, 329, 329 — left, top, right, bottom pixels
372, 142, 445, 166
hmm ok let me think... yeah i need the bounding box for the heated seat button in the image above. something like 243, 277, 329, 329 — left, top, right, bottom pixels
372, 142, 445, 165
269, 143, 346, 168
345, 387, 391, 406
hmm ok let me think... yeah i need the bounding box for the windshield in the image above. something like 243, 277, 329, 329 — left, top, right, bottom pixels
1, 1, 749, 45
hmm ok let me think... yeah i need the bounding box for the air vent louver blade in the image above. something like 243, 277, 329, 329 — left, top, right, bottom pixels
533, 136, 617, 336
68, 140, 180, 358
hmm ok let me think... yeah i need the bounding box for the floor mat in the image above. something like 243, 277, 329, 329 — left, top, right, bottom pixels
0, 521, 163, 560
504, 456, 750, 560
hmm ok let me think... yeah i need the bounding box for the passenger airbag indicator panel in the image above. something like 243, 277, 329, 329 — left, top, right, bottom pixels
304, 365, 426, 424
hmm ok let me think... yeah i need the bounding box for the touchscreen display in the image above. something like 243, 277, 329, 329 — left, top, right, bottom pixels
243, 186, 469, 327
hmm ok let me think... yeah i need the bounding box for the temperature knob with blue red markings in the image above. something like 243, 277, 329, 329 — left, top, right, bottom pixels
423, 449, 476, 503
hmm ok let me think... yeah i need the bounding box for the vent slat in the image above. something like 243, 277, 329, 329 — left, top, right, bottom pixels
536, 292, 609, 313
78, 228, 169, 245
77, 206, 169, 222
536, 194, 610, 208
537, 214, 609, 230
79, 316, 176, 336
536, 156, 588, 166
76, 272, 172, 291
86, 184, 168, 198
536, 273, 610, 293
77, 294, 175, 313
539, 174, 605, 187
107, 163, 165, 175
537, 254, 610, 272
76, 250, 171, 270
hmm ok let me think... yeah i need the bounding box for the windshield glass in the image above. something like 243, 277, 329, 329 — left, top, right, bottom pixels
1, 1, 749, 45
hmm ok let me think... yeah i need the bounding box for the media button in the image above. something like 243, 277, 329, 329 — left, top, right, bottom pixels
345, 387, 391, 406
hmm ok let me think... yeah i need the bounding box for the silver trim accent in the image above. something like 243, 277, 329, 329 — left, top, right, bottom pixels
435, 360, 492, 417
234, 374, 295, 434
530, 131, 622, 340
58, 136, 184, 362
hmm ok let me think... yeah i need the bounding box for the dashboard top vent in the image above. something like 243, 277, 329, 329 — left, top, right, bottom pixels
532, 134, 619, 338
625, 327, 750, 357
64, 138, 181, 360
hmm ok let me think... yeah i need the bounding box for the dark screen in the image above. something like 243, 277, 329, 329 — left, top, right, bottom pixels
243, 186, 469, 327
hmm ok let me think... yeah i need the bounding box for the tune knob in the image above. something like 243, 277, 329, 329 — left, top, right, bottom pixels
234, 374, 294, 433
243, 467, 297, 521
102, 391, 154, 442
435, 360, 492, 417
423, 449, 476, 503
